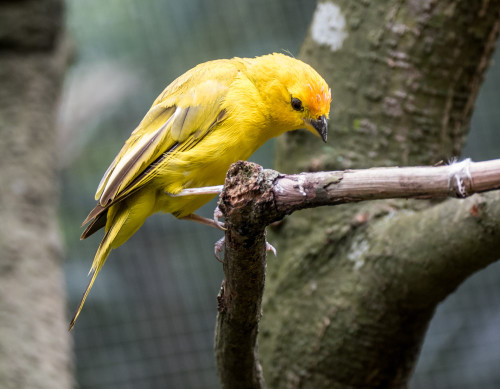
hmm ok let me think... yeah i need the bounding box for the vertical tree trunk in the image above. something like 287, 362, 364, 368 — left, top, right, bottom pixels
0, 1, 72, 388
260, 1, 500, 388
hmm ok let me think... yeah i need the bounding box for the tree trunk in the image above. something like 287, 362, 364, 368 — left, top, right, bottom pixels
0, 1, 73, 388
260, 1, 500, 388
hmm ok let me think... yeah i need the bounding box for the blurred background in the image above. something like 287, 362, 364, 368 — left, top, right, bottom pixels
59, 1, 500, 388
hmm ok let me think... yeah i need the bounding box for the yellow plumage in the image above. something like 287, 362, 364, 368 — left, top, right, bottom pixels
70, 53, 331, 329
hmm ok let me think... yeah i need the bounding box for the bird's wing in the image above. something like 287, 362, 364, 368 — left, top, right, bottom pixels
94, 61, 239, 208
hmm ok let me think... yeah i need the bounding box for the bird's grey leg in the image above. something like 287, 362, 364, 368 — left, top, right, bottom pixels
174, 187, 277, 259
179, 213, 226, 230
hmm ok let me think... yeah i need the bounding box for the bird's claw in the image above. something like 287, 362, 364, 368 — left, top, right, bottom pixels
266, 242, 277, 257
214, 236, 225, 263
214, 237, 276, 262
213, 206, 227, 231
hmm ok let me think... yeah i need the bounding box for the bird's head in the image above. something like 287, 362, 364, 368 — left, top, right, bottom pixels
250, 53, 332, 142
286, 75, 332, 142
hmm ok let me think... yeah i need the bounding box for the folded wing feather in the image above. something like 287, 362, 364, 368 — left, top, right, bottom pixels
84, 71, 235, 230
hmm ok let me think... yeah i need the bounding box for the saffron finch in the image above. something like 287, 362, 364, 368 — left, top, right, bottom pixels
70, 53, 331, 329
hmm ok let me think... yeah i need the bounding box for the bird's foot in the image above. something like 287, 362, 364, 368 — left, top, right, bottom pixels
266, 242, 277, 257
213, 206, 226, 230
214, 236, 225, 263
214, 237, 277, 262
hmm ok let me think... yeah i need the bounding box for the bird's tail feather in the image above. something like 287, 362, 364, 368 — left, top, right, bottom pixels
69, 207, 131, 330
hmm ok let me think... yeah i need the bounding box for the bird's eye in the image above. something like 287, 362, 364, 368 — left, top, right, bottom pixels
291, 97, 303, 111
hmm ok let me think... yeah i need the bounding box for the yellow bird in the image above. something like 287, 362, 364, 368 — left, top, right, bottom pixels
70, 53, 331, 329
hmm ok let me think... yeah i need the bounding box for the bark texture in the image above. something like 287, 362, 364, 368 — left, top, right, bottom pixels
213, 156, 500, 388
0, 1, 72, 388
215, 162, 276, 389
259, 1, 500, 388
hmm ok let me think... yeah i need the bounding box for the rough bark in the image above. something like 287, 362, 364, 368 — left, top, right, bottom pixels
258, 1, 500, 388
0, 1, 72, 388
215, 162, 274, 389
215, 158, 500, 388
264, 159, 500, 208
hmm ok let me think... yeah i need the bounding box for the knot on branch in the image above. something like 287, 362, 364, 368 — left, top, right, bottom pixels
218, 161, 280, 232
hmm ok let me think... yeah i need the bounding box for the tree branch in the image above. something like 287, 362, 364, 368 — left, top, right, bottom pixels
368, 189, 500, 307
272, 158, 500, 212
213, 158, 500, 388
214, 162, 272, 389
260, 1, 500, 386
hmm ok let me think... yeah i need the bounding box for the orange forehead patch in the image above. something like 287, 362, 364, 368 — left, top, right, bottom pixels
306, 83, 332, 118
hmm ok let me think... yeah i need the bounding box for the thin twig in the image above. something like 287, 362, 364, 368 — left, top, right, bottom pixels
272, 159, 500, 215
170, 185, 223, 196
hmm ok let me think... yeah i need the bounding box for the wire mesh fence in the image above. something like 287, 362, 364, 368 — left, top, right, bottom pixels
59, 1, 500, 388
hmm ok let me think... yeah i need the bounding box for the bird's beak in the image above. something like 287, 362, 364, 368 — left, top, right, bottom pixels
305, 115, 328, 143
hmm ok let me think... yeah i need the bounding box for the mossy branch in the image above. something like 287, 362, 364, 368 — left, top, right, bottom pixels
214, 158, 500, 389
